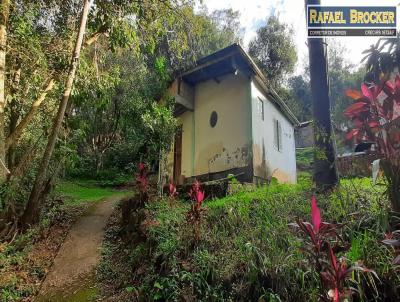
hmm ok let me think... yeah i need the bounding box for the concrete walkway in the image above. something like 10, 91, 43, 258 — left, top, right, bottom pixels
35, 195, 122, 301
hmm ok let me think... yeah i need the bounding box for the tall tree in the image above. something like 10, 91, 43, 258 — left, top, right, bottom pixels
21, 0, 93, 226
19, 0, 203, 226
248, 15, 297, 87
0, 0, 10, 180
305, 0, 338, 190
209, 9, 243, 48
66, 5, 243, 177
154, 6, 243, 71
3, 0, 82, 177
286, 40, 363, 126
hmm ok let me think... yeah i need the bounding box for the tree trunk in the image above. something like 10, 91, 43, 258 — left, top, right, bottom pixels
5, 78, 55, 152
7, 60, 21, 169
305, 0, 338, 191
0, 0, 10, 181
21, 0, 92, 227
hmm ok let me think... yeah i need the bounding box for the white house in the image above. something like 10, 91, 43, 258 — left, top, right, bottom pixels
166, 44, 299, 185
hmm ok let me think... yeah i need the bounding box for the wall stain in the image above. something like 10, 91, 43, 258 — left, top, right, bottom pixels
253, 142, 268, 180
195, 143, 250, 175
252, 141, 291, 183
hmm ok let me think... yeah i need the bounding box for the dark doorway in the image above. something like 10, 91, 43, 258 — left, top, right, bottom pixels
173, 128, 182, 184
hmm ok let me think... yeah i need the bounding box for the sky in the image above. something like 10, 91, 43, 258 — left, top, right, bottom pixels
201, 0, 400, 74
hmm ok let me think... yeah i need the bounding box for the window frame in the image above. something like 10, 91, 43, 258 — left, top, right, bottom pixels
273, 118, 283, 152
257, 97, 264, 121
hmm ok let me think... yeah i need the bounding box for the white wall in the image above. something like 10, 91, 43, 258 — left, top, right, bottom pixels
251, 80, 297, 183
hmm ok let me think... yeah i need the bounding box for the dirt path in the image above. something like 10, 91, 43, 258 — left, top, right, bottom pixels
35, 195, 123, 302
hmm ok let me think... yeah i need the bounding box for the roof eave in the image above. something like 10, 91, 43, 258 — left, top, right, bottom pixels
176, 43, 300, 126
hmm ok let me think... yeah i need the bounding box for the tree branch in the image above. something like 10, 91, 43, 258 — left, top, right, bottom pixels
85, 32, 102, 47
5, 78, 55, 151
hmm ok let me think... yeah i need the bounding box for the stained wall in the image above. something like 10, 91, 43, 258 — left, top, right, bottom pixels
250, 80, 297, 183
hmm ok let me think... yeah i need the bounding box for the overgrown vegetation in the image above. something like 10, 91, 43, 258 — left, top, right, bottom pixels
98, 175, 399, 301
0, 181, 123, 301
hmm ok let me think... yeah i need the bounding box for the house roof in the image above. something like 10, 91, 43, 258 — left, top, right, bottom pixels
178, 43, 300, 126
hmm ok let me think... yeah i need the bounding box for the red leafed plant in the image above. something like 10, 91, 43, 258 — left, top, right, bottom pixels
136, 163, 149, 204
167, 182, 177, 206
168, 182, 177, 198
382, 230, 400, 266
291, 197, 373, 301
344, 78, 400, 212
294, 197, 340, 263
186, 180, 206, 242
320, 243, 375, 302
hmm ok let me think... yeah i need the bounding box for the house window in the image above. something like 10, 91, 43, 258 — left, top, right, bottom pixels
258, 98, 264, 121
273, 119, 283, 151
210, 111, 218, 127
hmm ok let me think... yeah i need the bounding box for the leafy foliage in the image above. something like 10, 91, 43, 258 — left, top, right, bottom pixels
284, 40, 363, 133
248, 16, 297, 87
362, 38, 400, 84
344, 77, 400, 212
286, 75, 313, 121
344, 78, 400, 157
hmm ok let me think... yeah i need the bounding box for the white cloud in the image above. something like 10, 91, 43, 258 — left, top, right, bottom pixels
201, 0, 399, 74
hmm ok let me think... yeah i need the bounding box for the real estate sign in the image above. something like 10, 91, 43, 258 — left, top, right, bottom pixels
307, 6, 397, 37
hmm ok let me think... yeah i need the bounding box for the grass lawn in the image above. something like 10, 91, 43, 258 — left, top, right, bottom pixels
56, 181, 130, 204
